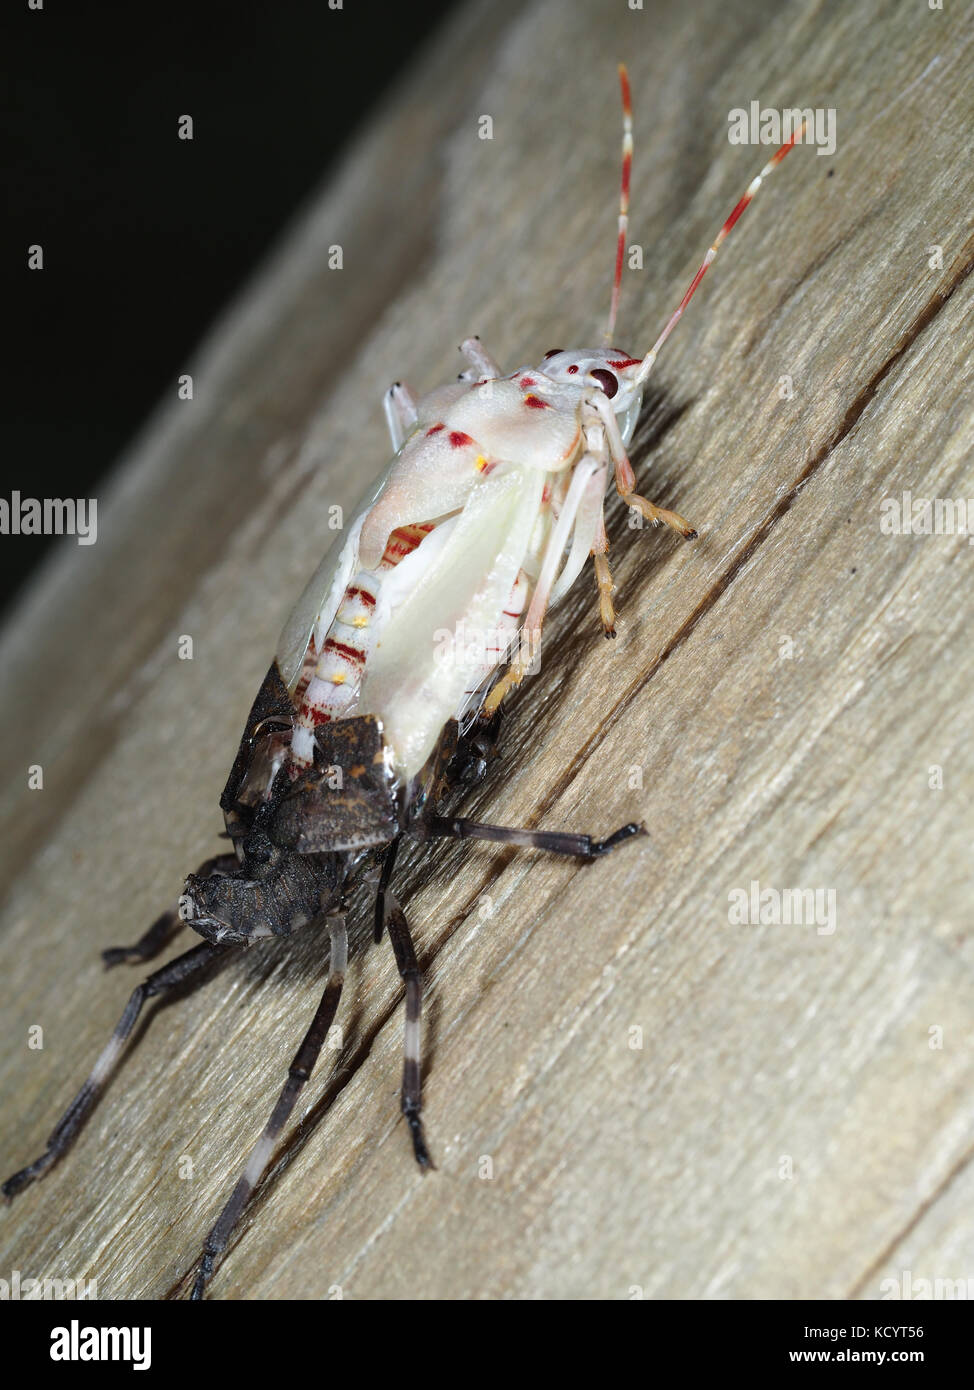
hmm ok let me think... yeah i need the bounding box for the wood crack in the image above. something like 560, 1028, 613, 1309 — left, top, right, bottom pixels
845, 1137, 974, 1300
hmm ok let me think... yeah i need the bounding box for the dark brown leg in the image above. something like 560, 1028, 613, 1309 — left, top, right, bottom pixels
191, 916, 348, 1300
377, 884, 432, 1170
3, 941, 231, 1200
101, 853, 239, 967
445, 709, 504, 789
373, 836, 401, 944
423, 815, 645, 859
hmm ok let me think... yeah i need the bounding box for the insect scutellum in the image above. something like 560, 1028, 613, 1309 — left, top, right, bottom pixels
3, 63, 807, 1300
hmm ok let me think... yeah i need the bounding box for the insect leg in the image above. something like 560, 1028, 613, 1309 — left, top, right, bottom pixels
373, 835, 401, 943
101, 853, 239, 967
371, 841, 431, 1166
588, 501, 620, 639
2, 941, 231, 1201
445, 709, 503, 789
589, 390, 698, 539
484, 457, 602, 715
101, 907, 181, 969
378, 887, 432, 1169
592, 550, 616, 638
191, 915, 347, 1300
546, 464, 614, 637
458, 336, 501, 380
422, 815, 645, 860
383, 381, 418, 452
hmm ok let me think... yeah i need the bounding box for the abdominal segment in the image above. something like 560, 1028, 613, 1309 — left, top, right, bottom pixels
288, 521, 436, 771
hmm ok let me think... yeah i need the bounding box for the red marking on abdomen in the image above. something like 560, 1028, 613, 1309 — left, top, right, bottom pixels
323, 638, 366, 666
449, 430, 474, 448
426, 423, 444, 435
345, 585, 376, 607
523, 394, 549, 409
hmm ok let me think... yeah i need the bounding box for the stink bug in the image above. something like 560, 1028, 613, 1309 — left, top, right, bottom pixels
3, 66, 805, 1298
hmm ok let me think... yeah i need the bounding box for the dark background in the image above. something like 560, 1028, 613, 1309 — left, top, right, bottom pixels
2, 0, 458, 617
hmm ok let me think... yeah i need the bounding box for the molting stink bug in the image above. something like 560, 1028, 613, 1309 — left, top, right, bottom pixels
3, 66, 804, 1298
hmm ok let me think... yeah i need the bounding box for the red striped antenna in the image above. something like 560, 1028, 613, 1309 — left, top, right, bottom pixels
633, 118, 806, 386
603, 63, 633, 345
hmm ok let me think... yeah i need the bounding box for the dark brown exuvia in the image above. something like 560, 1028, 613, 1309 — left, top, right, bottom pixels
2, 658, 639, 1298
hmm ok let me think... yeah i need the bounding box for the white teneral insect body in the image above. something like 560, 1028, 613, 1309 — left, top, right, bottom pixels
3, 66, 805, 1299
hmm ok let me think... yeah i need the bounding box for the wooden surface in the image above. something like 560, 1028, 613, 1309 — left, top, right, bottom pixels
2, 0, 973, 1300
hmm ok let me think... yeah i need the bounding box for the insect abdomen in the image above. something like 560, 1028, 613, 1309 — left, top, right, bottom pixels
289, 521, 437, 769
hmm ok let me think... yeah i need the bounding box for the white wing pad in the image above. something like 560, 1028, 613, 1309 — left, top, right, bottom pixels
358, 466, 545, 779
358, 375, 581, 571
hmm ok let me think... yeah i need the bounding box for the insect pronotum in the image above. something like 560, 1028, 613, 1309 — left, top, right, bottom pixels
3, 66, 804, 1298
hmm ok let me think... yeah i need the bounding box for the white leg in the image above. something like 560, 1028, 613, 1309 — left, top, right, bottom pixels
383, 381, 418, 452
459, 336, 502, 381
549, 465, 608, 607
484, 455, 600, 715
587, 390, 697, 539
592, 521, 616, 638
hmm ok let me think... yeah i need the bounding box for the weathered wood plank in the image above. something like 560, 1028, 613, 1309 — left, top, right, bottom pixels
1, 0, 972, 1300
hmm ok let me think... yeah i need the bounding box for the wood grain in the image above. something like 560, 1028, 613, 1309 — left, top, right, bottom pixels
2, 0, 973, 1300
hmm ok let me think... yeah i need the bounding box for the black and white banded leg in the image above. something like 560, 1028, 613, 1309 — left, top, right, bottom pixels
373, 836, 401, 945
377, 879, 432, 1170
101, 853, 239, 967
373, 838, 432, 1168
3, 941, 231, 1200
191, 915, 348, 1300
423, 814, 645, 859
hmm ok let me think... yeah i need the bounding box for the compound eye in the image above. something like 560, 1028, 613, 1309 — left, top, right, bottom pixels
591, 368, 618, 399
543, 348, 564, 359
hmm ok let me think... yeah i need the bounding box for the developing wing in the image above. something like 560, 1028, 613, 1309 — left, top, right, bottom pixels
358, 465, 545, 780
